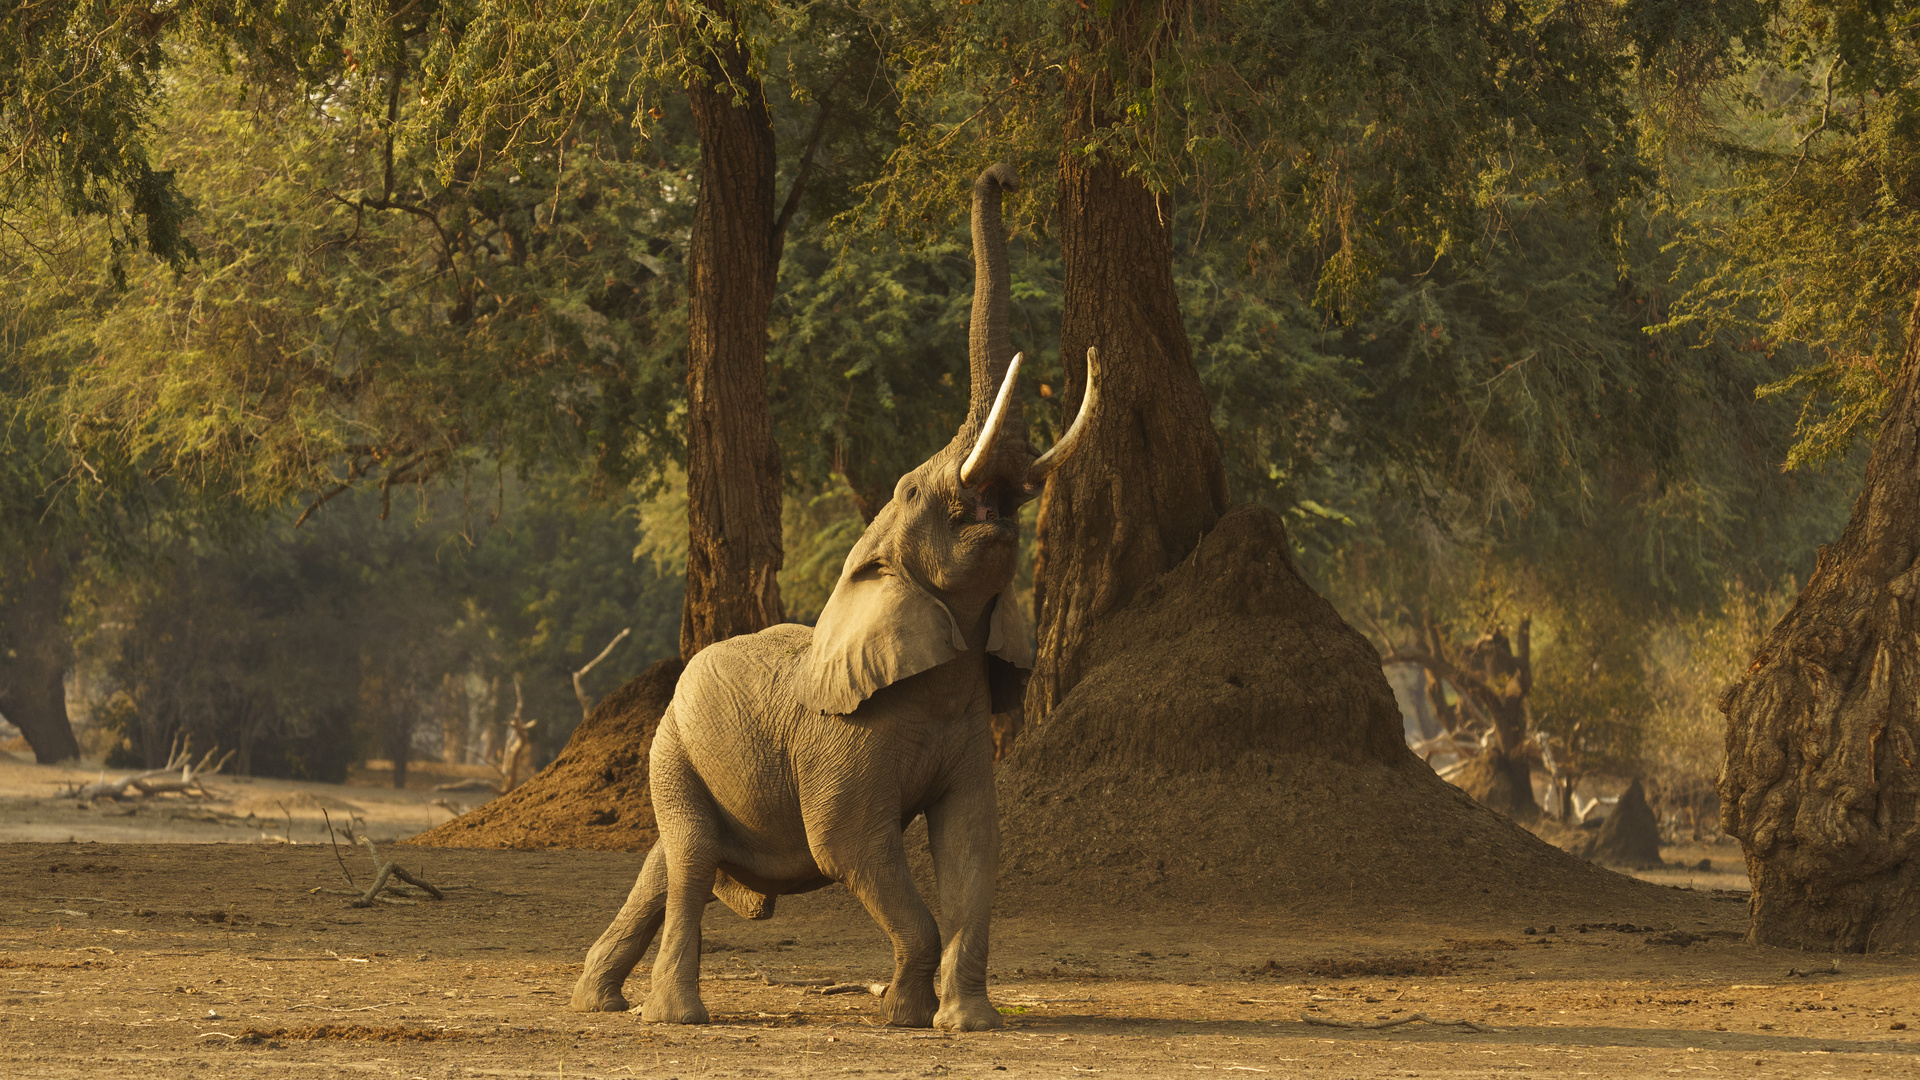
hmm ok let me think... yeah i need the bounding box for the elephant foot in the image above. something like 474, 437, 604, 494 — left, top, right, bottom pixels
640, 985, 710, 1025
569, 975, 629, 1013
880, 981, 938, 1027
935, 996, 1005, 1032
568, 983, 629, 1006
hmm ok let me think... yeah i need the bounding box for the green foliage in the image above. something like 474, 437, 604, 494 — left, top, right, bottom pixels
24, 49, 687, 513
0, 0, 1868, 798
1641, 579, 1796, 816
770, 222, 1064, 512
1665, 1, 1920, 464
1312, 182, 1858, 776
864, 0, 1663, 310
1, 2, 196, 273
76, 469, 682, 775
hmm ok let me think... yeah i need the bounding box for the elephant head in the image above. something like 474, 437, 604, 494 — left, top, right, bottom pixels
804, 163, 1103, 717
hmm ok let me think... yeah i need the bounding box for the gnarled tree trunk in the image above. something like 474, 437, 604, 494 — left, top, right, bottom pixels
0, 546, 79, 764
982, 0, 1652, 920
1720, 293, 1920, 953
679, 33, 786, 659
1028, 139, 1228, 723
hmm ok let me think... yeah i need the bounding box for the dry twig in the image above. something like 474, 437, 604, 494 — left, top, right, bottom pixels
309, 833, 447, 908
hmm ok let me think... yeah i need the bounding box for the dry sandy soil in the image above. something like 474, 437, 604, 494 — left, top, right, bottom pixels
0, 751, 487, 846
1, 758, 1916, 1079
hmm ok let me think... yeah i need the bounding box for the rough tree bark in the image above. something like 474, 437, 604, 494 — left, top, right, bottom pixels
1027, 1, 1228, 723
0, 546, 79, 764
1720, 292, 1920, 953
679, 32, 786, 660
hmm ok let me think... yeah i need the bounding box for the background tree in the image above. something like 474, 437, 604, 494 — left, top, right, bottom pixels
871, 0, 1657, 742
411, 0, 898, 657
1675, 1, 1920, 951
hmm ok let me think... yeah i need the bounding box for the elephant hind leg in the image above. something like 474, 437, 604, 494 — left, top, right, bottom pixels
570, 844, 668, 1012
714, 870, 776, 920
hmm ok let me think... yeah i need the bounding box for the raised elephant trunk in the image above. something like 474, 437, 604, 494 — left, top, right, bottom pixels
956, 163, 1100, 494
966, 163, 1021, 430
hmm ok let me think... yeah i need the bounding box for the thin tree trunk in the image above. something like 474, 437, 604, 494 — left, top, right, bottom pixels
1028, 147, 1228, 723
388, 709, 411, 790
679, 34, 786, 659
441, 672, 468, 765
0, 547, 79, 763
1720, 290, 1920, 953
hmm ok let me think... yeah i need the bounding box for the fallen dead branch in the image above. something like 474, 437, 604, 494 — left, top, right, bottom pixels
430, 778, 501, 794
743, 969, 884, 995
816, 983, 888, 997
1300, 1011, 1495, 1033
1787, 959, 1842, 978
348, 835, 444, 908
311, 830, 445, 909
66, 736, 235, 802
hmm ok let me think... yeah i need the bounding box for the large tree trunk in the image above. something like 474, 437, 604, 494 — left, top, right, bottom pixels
678, 35, 786, 660
1720, 294, 1920, 953
1027, 152, 1228, 723
0, 546, 79, 764
989, 1, 1679, 922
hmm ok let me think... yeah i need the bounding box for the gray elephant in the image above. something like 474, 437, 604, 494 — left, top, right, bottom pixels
568, 162, 1101, 1031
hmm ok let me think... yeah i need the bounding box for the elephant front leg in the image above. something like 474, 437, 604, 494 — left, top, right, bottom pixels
926, 782, 1003, 1031
832, 838, 942, 1027
571, 845, 668, 1012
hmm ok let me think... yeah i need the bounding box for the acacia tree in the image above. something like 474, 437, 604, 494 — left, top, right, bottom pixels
1680, 3, 1920, 951
409, 0, 897, 658
677, 21, 789, 657
1028, 3, 1229, 720
0, 543, 78, 763
876, 0, 1653, 727
4, 3, 899, 674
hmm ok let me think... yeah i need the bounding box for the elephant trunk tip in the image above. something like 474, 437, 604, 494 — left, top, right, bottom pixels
974, 163, 1019, 199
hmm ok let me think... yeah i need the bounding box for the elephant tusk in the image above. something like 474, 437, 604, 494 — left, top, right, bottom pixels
959, 352, 1023, 489
1028, 346, 1102, 486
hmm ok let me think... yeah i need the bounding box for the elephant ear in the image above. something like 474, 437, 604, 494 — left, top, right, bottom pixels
804, 561, 966, 716
985, 592, 1033, 669
985, 592, 1033, 714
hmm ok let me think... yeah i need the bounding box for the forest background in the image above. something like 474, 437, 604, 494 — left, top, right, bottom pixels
0, 0, 1889, 825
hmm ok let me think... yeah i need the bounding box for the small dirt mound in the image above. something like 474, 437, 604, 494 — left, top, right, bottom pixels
1580, 779, 1665, 869
406, 659, 682, 853
998, 505, 1687, 923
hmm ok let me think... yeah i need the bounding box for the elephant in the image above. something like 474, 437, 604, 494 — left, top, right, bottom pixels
567, 162, 1103, 1031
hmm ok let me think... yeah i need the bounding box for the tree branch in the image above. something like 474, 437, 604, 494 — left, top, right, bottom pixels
1383, 645, 1499, 718
771, 89, 838, 259
572, 627, 631, 720
293, 484, 353, 528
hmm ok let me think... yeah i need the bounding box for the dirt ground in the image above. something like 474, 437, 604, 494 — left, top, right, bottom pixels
0, 751, 487, 846
3, 758, 1917, 1079
3, 850, 1919, 1077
